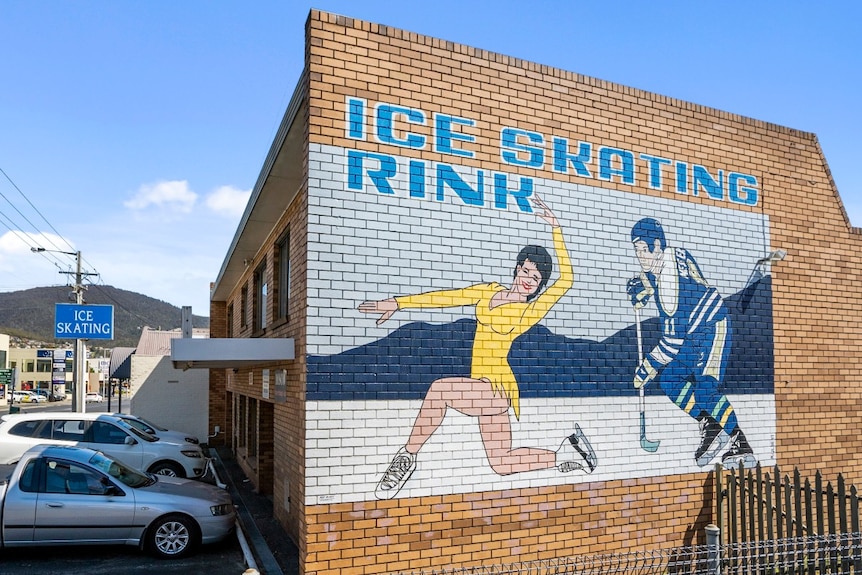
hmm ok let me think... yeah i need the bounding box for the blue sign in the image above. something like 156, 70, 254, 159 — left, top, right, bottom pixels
54, 304, 114, 340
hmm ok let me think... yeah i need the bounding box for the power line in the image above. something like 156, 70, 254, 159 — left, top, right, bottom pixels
0, 166, 75, 255
0, 165, 100, 278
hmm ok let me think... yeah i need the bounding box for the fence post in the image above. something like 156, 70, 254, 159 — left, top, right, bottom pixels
714, 463, 724, 543
706, 523, 721, 575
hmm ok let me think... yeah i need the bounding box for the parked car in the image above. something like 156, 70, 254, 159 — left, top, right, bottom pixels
33, 389, 64, 402
85, 392, 104, 403
0, 444, 235, 558
10, 391, 31, 403
112, 414, 201, 445
20, 391, 46, 404
0, 413, 208, 478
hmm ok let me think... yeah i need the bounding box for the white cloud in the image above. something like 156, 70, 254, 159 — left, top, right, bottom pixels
204, 185, 251, 218
124, 180, 198, 213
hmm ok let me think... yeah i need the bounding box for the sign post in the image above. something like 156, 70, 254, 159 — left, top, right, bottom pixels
54, 303, 114, 412
1, 368, 17, 414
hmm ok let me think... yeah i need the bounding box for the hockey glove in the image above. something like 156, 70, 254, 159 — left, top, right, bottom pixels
633, 357, 658, 389
626, 276, 653, 309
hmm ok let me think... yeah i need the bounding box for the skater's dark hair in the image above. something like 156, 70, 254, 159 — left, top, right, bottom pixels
514, 245, 553, 301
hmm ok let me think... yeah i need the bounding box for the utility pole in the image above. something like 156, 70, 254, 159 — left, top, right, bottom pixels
32, 248, 97, 412
71, 251, 86, 413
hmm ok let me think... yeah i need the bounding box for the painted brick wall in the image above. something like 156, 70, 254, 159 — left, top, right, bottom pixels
293, 9, 862, 574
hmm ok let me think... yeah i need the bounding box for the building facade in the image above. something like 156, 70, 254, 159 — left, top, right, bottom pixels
8, 347, 73, 393
200, 11, 862, 574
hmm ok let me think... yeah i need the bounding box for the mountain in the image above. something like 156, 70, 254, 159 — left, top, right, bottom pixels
0, 285, 210, 348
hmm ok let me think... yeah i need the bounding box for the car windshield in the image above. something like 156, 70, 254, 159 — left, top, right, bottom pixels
111, 418, 158, 442
120, 416, 156, 435
88, 451, 154, 488
136, 416, 168, 432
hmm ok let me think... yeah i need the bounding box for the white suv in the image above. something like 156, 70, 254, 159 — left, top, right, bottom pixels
0, 412, 207, 478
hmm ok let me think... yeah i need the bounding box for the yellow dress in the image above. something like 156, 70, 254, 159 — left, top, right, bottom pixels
394, 227, 573, 419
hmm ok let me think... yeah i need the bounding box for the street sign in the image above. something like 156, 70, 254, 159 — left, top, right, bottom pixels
0, 369, 12, 388
54, 304, 115, 340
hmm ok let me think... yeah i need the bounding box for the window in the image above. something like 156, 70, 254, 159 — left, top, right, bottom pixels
36, 359, 51, 373
254, 262, 267, 331
44, 459, 106, 495
25, 361, 34, 372
18, 460, 37, 492
52, 419, 87, 441
240, 285, 248, 328
227, 302, 234, 338
87, 421, 129, 444
277, 231, 291, 320
9, 420, 45, 438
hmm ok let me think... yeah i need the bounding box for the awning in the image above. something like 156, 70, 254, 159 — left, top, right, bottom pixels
170, 338, 295, 370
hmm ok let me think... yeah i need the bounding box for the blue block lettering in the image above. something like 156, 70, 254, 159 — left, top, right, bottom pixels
729, 173, 758, 205
375, 104, 426, 148
346, 97, 366, 140
500, 128, 544, 168
433, 113, 475, 158
693, 165, 724, 200
640, 154, 672, 190
436, 164, 484, 206
598, 147, 635, 184
552, 138, 592, 177
493, 173, 533, 212
347, 150, 397, 195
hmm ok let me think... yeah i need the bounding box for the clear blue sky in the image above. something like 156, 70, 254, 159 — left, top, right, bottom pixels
1, 1, 859, 317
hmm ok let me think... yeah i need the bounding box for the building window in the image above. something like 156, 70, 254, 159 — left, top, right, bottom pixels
240, 285, 248, 329
277, 231, 291, 320
227, 302, 234, 338
254, 262, 267, 332
25, 361, 34, 373
36, 360, 51, 373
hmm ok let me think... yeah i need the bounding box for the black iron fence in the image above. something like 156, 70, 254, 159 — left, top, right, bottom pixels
718, 463, 861, 545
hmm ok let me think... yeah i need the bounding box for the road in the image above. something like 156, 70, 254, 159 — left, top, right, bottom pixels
6, 395, 130, 415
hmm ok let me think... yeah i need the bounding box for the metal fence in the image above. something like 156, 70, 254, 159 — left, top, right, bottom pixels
391, 533, 862, 575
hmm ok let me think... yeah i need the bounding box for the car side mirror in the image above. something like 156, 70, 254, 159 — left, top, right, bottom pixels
124, 436, 137, 446
100, 478, 124, 496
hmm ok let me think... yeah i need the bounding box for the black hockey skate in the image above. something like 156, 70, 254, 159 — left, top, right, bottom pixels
721, 429, 757, 470
557, 424, 597, 473
695, 414, 729, 466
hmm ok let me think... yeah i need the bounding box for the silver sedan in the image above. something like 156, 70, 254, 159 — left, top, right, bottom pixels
0, 444, 236, 559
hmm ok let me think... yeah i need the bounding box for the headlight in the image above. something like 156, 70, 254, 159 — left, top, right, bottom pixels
210, 503, 234, 517
181, 450, 203, 458
184, 437, 200, 444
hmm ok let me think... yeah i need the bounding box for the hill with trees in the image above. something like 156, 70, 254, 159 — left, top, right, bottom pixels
0, 285, 209, 348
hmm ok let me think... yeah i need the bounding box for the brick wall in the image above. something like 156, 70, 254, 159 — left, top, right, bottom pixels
293, 9, 862, 574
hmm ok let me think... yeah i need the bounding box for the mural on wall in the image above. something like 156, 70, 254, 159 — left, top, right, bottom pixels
358, 194, 597, 500
626, 217, 756, 470
303, 97, 775, 504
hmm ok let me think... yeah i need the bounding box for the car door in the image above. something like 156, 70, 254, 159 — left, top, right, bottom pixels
0, 458, 39, 544
80, 420, 145, 470
33, 456, 135, 543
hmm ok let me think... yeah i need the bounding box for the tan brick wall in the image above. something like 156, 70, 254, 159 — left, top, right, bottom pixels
296, 9, 862, 574
306, 473, 713, 574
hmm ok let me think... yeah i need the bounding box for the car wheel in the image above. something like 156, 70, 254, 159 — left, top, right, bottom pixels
147, 513, 198, 559
149, 461, 185, 477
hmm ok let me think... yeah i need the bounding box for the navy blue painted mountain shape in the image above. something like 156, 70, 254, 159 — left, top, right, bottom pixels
307, 277, 773, 400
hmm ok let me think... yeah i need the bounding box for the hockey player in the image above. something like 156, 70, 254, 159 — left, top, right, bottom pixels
626, 217, 756, 469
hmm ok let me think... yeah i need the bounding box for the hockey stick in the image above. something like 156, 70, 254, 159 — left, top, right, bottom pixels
635, 307, 661, 452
